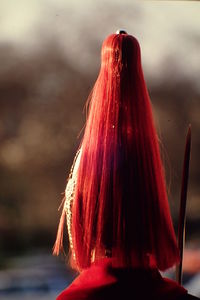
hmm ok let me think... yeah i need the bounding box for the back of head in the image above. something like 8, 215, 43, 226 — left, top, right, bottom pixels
68, 32, 180, 271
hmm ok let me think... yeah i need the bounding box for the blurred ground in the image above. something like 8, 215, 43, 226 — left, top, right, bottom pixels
0, 253, 76, 300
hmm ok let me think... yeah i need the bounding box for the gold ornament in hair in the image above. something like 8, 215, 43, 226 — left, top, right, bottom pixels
64, 148, 82, 261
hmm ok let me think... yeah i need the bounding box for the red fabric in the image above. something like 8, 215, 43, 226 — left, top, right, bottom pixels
57, 258, 187, 300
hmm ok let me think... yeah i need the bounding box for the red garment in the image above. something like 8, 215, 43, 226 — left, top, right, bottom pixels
57, 258, 187, 300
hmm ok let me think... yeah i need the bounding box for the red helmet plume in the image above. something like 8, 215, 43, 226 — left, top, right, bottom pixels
54, 33, 180, 272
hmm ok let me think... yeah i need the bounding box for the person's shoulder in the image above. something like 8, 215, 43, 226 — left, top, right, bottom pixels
177, 294, 200, 300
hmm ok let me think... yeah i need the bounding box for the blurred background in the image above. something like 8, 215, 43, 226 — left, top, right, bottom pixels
0, 0, 200, 299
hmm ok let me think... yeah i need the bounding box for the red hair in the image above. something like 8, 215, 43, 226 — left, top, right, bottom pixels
54, 33, 180, 272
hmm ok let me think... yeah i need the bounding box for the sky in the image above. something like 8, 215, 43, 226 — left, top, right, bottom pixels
0, 0, 199, 87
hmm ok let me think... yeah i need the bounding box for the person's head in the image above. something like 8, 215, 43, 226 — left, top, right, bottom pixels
55, 32, 180, 272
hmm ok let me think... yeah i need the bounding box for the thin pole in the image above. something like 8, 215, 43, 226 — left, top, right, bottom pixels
176, 125, 191, 284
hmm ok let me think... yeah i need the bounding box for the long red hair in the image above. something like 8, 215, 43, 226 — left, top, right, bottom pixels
54, 33, 179, 272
